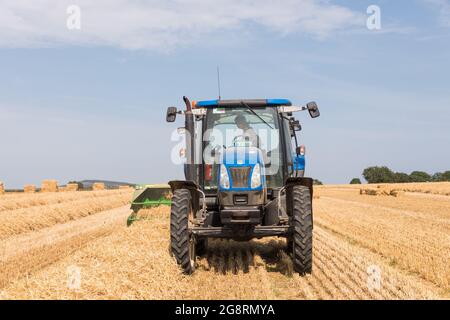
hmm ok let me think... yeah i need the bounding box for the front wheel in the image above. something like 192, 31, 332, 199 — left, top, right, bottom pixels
290, 185, 313, 275
170, 189, 196, 274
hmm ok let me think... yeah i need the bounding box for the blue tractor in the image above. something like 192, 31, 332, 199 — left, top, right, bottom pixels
166, 97, 320, 275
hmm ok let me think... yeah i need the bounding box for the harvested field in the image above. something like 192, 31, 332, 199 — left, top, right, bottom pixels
0, 189, 132, 239
315, 186, 450, 290
0, 183, 448, 299
0, 189, 126, 212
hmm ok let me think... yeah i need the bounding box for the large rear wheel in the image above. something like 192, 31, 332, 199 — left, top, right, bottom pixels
170, 189, 196, 274
291, 185, 313, 275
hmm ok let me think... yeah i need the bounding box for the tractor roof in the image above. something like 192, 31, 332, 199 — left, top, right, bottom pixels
194, 99, 292, 108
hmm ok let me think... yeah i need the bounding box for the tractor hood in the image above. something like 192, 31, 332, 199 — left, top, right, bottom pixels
219, 147, 266, 191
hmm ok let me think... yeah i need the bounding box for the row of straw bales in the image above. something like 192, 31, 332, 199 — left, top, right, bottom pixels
0, 181, 110, 194
24, 185, 36, 193
92, 182, 105, 191
360, 185, 404, 197
41, 180, 58, 193
60, 183, 79, 192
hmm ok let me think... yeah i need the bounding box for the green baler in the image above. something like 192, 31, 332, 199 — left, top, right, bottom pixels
130, 184, 172, 212
128, 184, 172, 226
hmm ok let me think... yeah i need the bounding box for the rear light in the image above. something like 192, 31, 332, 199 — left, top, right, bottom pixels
205, 164, 212, 181
300, 145, 305, 156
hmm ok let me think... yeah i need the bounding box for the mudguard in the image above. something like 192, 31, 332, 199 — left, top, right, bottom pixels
285, 177, 313, 199
168, 180, 201, 213
168, 180, 199, 192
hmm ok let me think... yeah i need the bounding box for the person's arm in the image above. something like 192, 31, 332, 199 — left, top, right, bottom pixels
247, 128, 260, 148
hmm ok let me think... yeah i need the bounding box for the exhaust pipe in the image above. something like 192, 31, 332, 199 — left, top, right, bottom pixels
183, 96, 196, 183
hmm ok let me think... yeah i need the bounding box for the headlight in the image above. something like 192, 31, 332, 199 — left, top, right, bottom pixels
219, 165, 230, 189
251, 163, 261, 188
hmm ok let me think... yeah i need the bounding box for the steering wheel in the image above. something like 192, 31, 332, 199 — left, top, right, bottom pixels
232, 135, 251, 147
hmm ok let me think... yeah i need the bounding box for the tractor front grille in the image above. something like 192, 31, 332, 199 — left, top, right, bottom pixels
229, 166, 251, 189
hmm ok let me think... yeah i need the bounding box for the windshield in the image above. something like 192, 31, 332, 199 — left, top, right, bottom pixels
203, 107, 284, 189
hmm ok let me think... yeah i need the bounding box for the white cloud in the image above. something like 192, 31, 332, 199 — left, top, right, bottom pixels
0, 0, 362, 50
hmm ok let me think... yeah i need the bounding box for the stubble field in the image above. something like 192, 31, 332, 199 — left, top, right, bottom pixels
0, 182, 449, 299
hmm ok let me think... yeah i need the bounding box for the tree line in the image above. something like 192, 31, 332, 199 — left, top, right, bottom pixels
350, 166, 450, 184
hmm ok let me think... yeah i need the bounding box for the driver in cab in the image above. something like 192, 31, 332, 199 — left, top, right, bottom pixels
234, 114, 261, 148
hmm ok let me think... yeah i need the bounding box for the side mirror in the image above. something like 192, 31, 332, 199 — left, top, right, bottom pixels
166, 106, 177, 122
307, 101, 320, 118
290, 119, 302, 131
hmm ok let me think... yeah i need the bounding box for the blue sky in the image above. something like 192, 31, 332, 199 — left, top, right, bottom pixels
0, 0, 449, 188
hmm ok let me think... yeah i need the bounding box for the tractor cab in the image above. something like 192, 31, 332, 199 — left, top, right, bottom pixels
166, 97, 320, 275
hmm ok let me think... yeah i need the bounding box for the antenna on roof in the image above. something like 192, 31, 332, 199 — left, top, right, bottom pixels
217, 66, 221, 100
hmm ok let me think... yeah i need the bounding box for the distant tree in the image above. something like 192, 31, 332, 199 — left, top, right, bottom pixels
350, 178, 362, 184
394, 172, 411, 183
432, 172, 443, 182
434, 171, 450, 182
441, 171, 450, 181
409, 171, 432, 182
313, 179, 323, 185
362, 166, 395, 184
